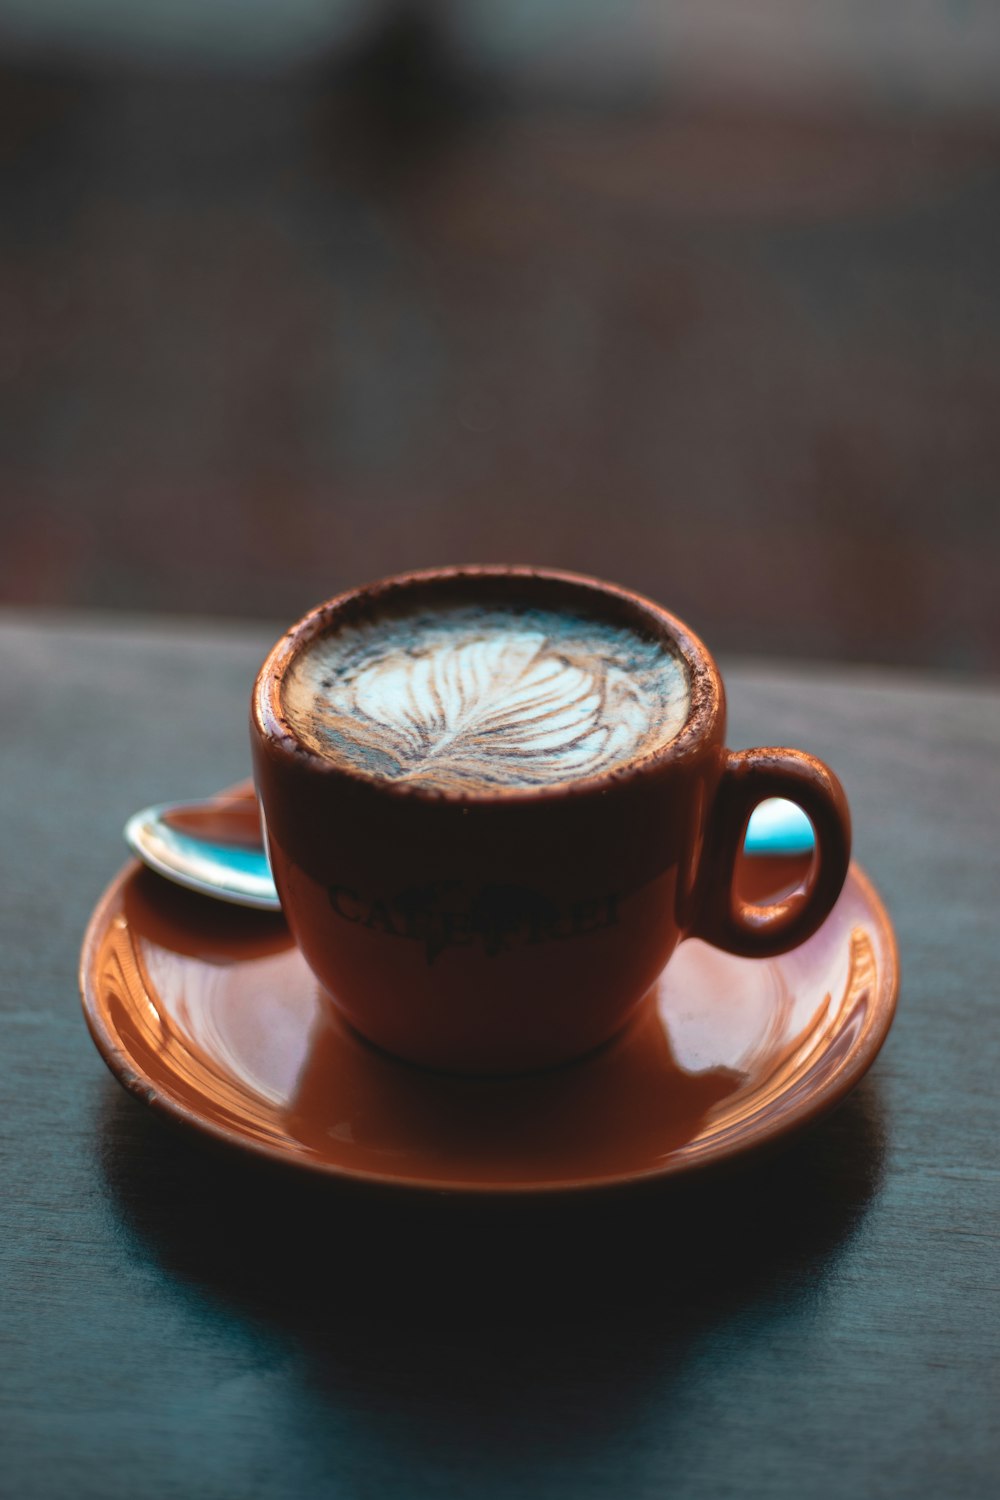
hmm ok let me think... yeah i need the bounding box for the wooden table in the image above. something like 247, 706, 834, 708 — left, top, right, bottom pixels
2, 611, 997, 1500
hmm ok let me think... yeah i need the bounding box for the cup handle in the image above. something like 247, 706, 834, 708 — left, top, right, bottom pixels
694, 748, 852, 958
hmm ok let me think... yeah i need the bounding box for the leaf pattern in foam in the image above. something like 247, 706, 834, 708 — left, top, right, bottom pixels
342, 632, 653, 785
282, 606, 689, 790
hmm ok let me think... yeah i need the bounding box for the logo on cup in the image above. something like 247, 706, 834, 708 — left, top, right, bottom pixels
327, 880, 619, 963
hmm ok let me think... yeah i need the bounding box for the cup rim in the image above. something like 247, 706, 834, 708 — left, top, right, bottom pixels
251, 564, 724, 804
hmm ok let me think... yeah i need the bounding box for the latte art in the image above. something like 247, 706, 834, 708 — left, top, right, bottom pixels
283, 605, 689, 791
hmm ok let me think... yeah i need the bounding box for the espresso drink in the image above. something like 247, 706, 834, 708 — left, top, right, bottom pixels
281, 602, 690, 792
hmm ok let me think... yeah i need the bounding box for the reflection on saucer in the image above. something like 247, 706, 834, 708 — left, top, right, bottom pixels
284, 999, 743, 1181
83, 861, 896, 1192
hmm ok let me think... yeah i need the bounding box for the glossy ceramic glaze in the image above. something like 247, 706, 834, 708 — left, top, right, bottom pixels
79, 848, 897, 1194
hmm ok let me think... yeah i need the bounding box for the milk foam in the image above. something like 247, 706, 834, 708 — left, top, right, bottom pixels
282, 604, 689, 791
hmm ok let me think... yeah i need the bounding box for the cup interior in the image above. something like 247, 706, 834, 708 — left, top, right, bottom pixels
254, 565, 721, 798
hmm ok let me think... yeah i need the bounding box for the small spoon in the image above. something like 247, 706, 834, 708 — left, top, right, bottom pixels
124, 783, 815, 912
124, 787, 281, 910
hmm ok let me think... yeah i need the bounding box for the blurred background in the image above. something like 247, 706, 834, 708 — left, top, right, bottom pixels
1, 0, 998, 669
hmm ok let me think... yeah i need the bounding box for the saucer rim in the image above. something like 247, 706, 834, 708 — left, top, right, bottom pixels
79, 860, 899, 1196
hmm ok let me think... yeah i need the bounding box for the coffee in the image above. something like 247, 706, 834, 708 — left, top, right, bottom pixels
281, 602, 690, 792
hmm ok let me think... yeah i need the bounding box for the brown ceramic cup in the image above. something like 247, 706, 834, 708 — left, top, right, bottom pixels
250, 566, 851, 1074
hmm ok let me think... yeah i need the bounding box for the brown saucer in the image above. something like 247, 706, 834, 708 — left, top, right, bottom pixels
79, 853, 898, 1193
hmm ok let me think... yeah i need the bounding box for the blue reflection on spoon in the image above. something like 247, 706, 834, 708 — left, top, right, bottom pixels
124, 804, 280, 910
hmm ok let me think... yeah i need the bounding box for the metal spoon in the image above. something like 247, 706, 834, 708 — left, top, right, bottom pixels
124, 787, 281, 910
124, 784, 815, 912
